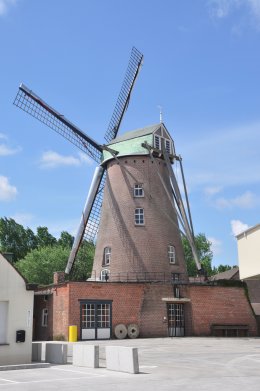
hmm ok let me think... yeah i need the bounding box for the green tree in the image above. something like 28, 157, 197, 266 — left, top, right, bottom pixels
58, 231, 74, 248
36, 226, 57, 248
16, 240, 95, 285
212, 264, 232, 275
0, 217, 37, 262
182, 233, 213, 277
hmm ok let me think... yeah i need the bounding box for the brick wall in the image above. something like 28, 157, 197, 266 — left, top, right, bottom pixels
92, 156, 187, 280
189, 285, 257, 336
34, 281, 258, 340
68, 282, 145, 340
33, 294, 53, 340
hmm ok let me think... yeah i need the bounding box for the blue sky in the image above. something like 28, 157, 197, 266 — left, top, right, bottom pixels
1, 0, 260, 267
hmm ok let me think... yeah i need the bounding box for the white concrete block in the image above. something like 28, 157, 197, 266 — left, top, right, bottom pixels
106, 346, 139, 374
32, 343, 42, 362
45, 343, 67, 364
73, 344, 99, 368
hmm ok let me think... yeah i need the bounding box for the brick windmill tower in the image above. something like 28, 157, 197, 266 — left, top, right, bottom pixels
14, 47, 201, 284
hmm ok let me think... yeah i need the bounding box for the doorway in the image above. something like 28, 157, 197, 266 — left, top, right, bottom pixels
167, 303, 185, 337
80, 300, 112, 340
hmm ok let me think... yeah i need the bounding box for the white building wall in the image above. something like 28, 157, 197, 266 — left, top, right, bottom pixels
237, 224, 260, 280
0, 254, 34, 365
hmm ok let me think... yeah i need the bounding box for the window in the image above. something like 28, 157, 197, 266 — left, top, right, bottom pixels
168, 245, 176, 264
174, 286, 180, 299
100, 269, 110, 281
103, 247, 111, 266
135, 208, 144, 225
82, 303, 95, 328
42, 308, 48, 327
154, 135, 160, 149
165, 139, 171, 154
0, 301, 8, 344
134, 184, 144, 197
172, 273, 180, 282
154, 134, 172, 154
97, 304, 110, 328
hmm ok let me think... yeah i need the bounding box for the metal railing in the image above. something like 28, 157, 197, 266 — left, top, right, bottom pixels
88, 271, 209, 284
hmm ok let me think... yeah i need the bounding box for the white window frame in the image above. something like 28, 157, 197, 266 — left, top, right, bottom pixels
168, 245, 176, 264
103, 247, 111, 266
42, 308, 48, 327
134, 184, 144, 198
154, 134, 172, 154
165, 139, 171, 154
0, 301, 8, 344
154, 135, 161, 150
135, 208, 145, 225
100, 269, 110, 282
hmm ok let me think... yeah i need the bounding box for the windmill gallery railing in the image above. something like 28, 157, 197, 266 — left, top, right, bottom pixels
88, 271, 209, 284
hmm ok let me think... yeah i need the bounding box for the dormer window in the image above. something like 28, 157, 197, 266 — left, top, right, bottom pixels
153, 134, 172, 154
165, 139, 171, 154
154, 135, 160, 149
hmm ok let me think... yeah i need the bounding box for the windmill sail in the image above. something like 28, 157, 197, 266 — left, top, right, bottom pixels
66, 47, 144, 274
161, 145, 202, 271
13, 46, 144, 276
65, 166, 105, 274
104, 47, 143, 143
14, 84, 102, 163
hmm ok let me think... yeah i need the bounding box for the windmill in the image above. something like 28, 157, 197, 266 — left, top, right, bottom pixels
13, 47, 201, 282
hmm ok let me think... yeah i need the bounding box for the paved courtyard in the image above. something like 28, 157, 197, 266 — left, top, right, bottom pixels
1, 337, 260, 390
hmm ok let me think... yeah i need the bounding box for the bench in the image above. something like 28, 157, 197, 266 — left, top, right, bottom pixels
211, 324, 249, 337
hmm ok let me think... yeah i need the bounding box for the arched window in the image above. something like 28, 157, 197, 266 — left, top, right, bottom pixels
103, 247, 111, 266
133, 184, 144, 197
168, 245, 176, 264
100, 269, 110, 282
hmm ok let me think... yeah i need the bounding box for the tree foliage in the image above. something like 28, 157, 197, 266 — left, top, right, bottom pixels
0, 218, 38, 262
182, 233, 234, 277
0, 218, 58, 262
182, 233, 213, 277
16, 241, 95, 285
0, 217, 95, 285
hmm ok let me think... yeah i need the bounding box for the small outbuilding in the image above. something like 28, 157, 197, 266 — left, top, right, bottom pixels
0, 253, 34, 365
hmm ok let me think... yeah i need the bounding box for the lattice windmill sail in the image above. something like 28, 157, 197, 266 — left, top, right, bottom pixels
14, 46, 201, 280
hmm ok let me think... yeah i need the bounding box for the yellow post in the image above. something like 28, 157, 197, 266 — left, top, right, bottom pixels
68, 325, 77, 342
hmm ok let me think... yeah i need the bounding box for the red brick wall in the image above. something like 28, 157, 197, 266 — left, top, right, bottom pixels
52, 284, 69, 339
34, 282, 258, 340
33, 295, 53, 340
68, 282, 145, 340
189, 285, 257, 336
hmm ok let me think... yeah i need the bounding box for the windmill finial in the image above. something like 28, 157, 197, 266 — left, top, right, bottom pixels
158, 105, 163, 123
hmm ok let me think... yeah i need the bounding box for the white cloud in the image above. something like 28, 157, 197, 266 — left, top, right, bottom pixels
0, 0, 16, 16
0, 143, 21, 156
208, 0, 234, 19
78, 151, 93, 166
39, 150, 93, 169
0, 176, 17, 201
215, 191, 257, 209
231, 219, 250, 236
208, 0, 260, 29
0, 133, 7, 140
209, 236, 222, 255
204, 186, 222, 196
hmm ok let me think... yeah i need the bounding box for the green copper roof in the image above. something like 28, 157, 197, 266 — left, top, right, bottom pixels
102, 123, 173, 164
107, 123, 162, 145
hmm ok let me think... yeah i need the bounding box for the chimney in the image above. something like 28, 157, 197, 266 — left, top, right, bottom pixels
53, 271, 65, 285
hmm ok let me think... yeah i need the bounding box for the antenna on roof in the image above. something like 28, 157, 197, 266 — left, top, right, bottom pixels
158, 105, 163, 123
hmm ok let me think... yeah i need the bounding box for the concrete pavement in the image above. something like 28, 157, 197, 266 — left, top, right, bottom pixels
0, 337, 260, 390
